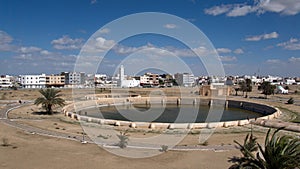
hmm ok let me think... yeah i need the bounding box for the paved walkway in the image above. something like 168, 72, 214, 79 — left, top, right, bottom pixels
0, 102, 239, 151
1, 101, 299, 151
0, 102, 88, 142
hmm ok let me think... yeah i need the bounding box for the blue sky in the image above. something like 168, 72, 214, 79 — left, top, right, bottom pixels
1, 0, 300, 77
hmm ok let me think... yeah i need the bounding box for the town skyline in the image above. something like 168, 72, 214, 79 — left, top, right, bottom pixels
1, 0, 300, 76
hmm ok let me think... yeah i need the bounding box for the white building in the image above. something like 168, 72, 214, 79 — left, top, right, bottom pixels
0, 75, 13, 88
117, 65, 140, 88
250, 76, 262, 85
20, 74, 46, 88
122, 78, 140, 88
174, 73, 195, 87
139, 75, 150, 85
62, 72, 85, 87
95, 74, 107, 82
285, 78, 296, 85
139, 73, 159, 87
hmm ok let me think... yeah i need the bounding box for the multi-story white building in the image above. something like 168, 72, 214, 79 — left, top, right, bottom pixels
139, 75, 150, 86
62, 72, 85, 87
0, 75, 14, 88
139, 73, 159, 87
95, 74, 107, 82
20, 74, 46, 88
174, 73, 195, 87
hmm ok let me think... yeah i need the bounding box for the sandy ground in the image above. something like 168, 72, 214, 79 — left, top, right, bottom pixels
0, 122, 243, 169
0, 86, 300, 169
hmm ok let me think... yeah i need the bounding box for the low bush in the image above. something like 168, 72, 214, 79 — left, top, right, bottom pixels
287, 97, 294, 104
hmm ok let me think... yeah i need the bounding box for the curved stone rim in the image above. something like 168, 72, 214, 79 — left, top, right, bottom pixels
62, 97, 281, 130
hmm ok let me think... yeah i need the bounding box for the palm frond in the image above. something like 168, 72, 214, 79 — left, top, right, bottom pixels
34, 88, 65, 114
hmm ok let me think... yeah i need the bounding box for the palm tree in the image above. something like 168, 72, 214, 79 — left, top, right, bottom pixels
257, 128, 300, 169
34, 88, 65, 114
229, 132, 259, 168
229, 128, 300, 169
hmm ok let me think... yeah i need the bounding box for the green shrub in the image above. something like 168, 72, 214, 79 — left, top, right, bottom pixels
287, 97, 294, 104
160, 145, 169, 152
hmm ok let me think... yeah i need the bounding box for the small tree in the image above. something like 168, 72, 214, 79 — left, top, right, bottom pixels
239, 81, 247, 96
245, 79, 252, 98
34, 88, 65, 114
117, 131, 129, 149
259, 81, 275, 99
238, 79, 252, 98
234, 88, 239, 96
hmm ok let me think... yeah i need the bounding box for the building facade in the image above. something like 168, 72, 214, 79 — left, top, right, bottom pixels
0, 75, 13, 88
20, 74, 46, 88
139, 73, 159, 87
62, 72, 85, 87
174, 73, 195, 87
46, 74, 65, 88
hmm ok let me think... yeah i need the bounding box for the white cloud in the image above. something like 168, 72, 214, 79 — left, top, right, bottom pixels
245, 36, 261, 41
163, 24, 177, 29
277, 38, 300, 50
217, 48, 231, 53
90, 0, 97, 4
260, 0, 300, 15
233, 48, 244, 54
0, 30, 15, 51
220, 56, 237, 62
266, 59, 281, 64
245, 32, 279, 41
288, 57, 300, 62
94, 37, 115, 51
51, 35, 84, 50
83, 37, 116, 53
227, 5, 254, 17
0, 30, 13, 44
204, 4, 232, 16
99, 28, 110, 34
18, 46, 42, 53
204, 0, 300, 17
40, 50, 52, 56
9, 53, 78, 74
113, 43, 193, 57
114, 43, 152, 55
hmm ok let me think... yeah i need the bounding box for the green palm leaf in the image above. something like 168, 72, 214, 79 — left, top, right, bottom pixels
229, 128, 300, 169
34, 88, 65, 114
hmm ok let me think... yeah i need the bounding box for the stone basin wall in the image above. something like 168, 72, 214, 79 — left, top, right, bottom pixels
62, 97, 281, 129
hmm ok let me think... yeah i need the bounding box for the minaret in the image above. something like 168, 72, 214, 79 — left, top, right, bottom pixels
118, 65, 124, 87
120, 65, 124, 81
